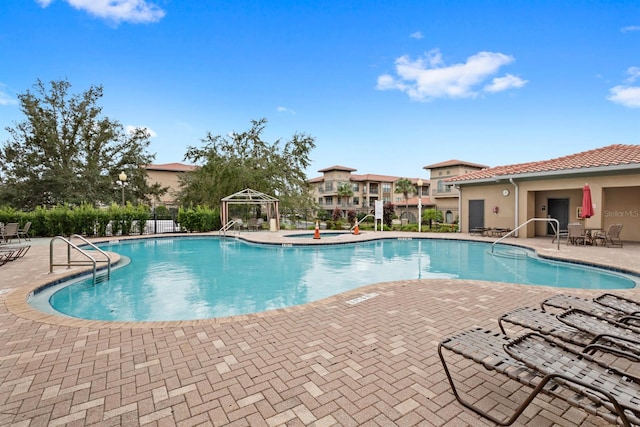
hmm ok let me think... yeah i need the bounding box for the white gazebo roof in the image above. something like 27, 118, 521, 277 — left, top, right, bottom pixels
221, 188, 279, 203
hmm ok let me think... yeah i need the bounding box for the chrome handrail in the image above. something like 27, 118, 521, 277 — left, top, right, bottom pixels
492, 218, 560, 252
50, 235, 112, 285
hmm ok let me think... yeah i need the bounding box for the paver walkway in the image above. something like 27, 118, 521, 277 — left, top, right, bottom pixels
1, 232, 639, 426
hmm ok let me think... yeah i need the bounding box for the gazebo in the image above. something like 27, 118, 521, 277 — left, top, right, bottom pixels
220, 188, 280, 230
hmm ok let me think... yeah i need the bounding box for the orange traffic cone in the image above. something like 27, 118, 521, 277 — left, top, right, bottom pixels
313, 221, 320, 239
353, 220, 360, 235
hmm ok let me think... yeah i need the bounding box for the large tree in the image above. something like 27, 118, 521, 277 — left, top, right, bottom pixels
179, 118, 316, 212
0, 79, 165, 209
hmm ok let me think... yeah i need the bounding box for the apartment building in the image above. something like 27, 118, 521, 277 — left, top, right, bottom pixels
423, 160, 489, 224
308, 165, 430, 221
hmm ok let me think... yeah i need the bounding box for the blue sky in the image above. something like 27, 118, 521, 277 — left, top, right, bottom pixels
1, 1, 639, 180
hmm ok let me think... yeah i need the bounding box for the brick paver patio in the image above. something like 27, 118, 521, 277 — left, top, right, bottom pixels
1, 231, 638, 426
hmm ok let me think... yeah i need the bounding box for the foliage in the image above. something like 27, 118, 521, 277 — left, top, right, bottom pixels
347, 209, 357, 224
332, 207, 342, 221
336, 182, 353, 208
177, 206, 220, 232
0, 78, 166, 210
383, 202, 395, 228
0, 204, 151, 237
423, 208, 444, 229
394, 177, 415, 218
179, 118, 316, 214
317, 209, 329, 221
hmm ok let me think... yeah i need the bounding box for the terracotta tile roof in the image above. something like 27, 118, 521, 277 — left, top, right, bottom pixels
351, 173, 400, 182
423, 159, 489, 169
317, 165, 357, 173
446, 144, 640, 183
143, 163, 198, 172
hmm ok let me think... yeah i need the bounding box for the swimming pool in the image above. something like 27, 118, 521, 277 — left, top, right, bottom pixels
35, 237, 637, 322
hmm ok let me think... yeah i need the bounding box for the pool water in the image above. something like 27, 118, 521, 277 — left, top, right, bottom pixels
42, 237, 637, 322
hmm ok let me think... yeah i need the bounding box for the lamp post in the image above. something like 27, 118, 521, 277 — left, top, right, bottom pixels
417, 178, 423, 233
117, 171, 127, 206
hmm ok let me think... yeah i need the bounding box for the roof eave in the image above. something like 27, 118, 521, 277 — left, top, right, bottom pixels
452, 163, 640, 185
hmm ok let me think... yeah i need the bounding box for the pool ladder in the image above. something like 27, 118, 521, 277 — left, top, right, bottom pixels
50, 235, 112, 285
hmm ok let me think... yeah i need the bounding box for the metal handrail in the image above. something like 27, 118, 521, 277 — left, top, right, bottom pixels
492, 218, 560, 252
50, 235, 112, 285
219, 219, 239, 236
350, 214, 374, 231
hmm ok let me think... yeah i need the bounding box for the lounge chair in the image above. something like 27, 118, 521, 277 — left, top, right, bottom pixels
1, 222, 20, 243
595, 293, 640, 316
0, 244, 30, 261
542, 294, 640, 326
499, 306, 640, 355
439, 328, 640, 426
556, 308, 640, 354
504, 332, 640, 426
567, 222, 589, 245
17, 221, 31, 241
593, 223, 624, 247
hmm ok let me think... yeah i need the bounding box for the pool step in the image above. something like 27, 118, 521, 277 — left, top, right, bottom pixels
490, 249, 529, 259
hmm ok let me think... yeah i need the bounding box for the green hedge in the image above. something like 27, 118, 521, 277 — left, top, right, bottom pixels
0, 203, 154, 237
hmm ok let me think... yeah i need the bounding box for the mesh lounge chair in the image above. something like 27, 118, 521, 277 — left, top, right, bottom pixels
556, 308, 640, 354
594, 224, 624, 247
542, 294, 640, 326
439, 328, 640, 426
0, 244, 30, 262
595, 293, 640, 316
499, 306, 640, 355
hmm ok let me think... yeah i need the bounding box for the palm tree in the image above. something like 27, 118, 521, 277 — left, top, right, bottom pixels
394, 178, 415, 222
336, 182, 354, 210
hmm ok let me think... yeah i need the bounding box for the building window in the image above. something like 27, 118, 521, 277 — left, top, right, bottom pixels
318, 198, 323, 205
324, 182, 333, 191
353, 197, 359, 205
352, 183, 359, 192
325, 196, 333, 204
382, 183, 391, 193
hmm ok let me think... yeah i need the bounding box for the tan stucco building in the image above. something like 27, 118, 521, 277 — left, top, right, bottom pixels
308, 165, 430, 221
143, 163, 198, 207
447, 144, 640, 242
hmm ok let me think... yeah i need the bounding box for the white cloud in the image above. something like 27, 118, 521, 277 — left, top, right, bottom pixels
621, 25, 640, 32
35, 0, 165, 24
607, 85, 640, 108
0, 85, 17, 106
277, 106, 296, 114
484, 74, 528, 93
626, 66, 640, 83
606, 66, 640, 108
376, 49, 526, 101
409, 31, 423, 40
126, 125, 157, 137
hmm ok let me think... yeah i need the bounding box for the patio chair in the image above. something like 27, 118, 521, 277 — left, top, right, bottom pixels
1, 222, 20, 243
566, 222, 588, 245
593, 223, 624, 247
17, 221, 31, 241
438, 328, 640, 426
